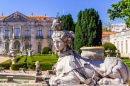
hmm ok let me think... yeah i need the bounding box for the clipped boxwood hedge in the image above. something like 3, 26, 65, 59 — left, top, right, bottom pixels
11, 56, 27, 70
0, 59, 11, 69
0, 56, 22, 69
11, 62, 27, 70
27, 56, 32, 69
27, 62, 55, 70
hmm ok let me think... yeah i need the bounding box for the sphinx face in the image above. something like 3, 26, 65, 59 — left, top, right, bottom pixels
53, 38, 66, 52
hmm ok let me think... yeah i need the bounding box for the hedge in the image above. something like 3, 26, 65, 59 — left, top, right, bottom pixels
27, 62, 55, 70
27, 56, 32, 69
11, 62, 27, 70
0, 56, 22, 69
11, 56, 27, 70
17, 56, 27, 63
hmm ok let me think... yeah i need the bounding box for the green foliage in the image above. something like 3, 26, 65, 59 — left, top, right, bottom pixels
11, 56, 27, 70
1, 54, 58, 70
0, 56, 22, 69
74, 8, 102, 54
58, 14, 75, 32
102, 43, 117, 56
27, 56, 32, 69
107, 0, 130, 27
0, 59, 11, 69
11, 62, 27, 70
42, 47, 51, 54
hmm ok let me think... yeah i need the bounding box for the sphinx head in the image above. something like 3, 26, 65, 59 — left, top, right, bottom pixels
51, 19, 75, 53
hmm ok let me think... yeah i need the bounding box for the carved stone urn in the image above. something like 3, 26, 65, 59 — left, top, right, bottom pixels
9, 49, 19, 64
80, 47, 104, 60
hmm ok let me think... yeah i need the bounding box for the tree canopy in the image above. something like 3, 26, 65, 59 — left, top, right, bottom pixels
74, 8, 102, 54
107, 0, 130, 27
58, 14, 75, 32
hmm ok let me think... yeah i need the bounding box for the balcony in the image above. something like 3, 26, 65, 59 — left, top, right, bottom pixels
3, 36, 31, 39
47, 36, 52, 39
23, 36, 31, 39
36, 36, 44, 39
14, 36, 22, 39
3, 36, 9, 39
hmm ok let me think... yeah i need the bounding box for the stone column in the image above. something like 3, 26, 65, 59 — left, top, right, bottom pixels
13, 26, 15, 39
31, 25, 35, 51
20, 26, 21, 38
9, 40, 14, 50
9, 26, 12, 39
19, 40, 22, 51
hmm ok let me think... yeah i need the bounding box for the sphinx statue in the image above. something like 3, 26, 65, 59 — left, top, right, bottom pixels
49, 19, 130, 86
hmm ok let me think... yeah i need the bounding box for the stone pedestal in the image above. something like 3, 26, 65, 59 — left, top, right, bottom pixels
11, 57, 17, 64
47, 70, 56, 75
80, 47, 104, 60
35, 76, 42, 83
58, 84, 129, 86
0, 67, 5, 72
28, 50, 32, 56
6, 76, 14, 83
19, 68, 26, 73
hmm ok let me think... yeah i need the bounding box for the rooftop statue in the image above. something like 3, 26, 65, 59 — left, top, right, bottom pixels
49, 19, 130, 86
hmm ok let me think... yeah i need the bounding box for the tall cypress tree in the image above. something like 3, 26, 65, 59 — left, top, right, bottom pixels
58, 14, 75, 32
74, 8, 102, 54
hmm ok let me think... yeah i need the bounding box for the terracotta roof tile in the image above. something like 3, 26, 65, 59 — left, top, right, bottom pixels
0, 16, 54, 20
102, 31, 117, 35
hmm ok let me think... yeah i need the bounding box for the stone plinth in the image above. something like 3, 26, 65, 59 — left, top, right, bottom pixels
47, 70, 56, 75
35, 76, 42, 83
6, 76, 14, 83
0, 67, 5, 72
58, 84, 129, 86
11, 57, 17, 64
80, 47, 104, 60
19, 68, 26, 73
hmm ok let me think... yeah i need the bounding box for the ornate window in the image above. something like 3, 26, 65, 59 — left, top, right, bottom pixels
25, 28, 30, 37
37, 28, 42, 37
48, 28, 53, 37
5, 28, 9, 37
38, 43, 42, 53
48, 43, 53, 50
25, 42, 29, 50
14, 26, 20, 37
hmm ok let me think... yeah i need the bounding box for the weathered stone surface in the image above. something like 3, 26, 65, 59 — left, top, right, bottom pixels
49, 19, 130, 86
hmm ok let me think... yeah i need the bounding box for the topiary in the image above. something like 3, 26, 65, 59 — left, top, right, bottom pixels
102, 43, 117, 57
42, 47, 51, 54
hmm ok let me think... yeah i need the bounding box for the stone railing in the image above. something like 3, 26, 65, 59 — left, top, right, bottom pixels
3, 36, 31, 39
36, 36, 44, 39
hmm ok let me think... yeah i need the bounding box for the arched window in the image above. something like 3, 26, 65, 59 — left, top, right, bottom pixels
14, 26, 20, 37
5, 28, 9, 37
37, 28, 42, 37
25, 28, 30, 37
14, 41, 20, 50
25, 42, 29, 50
48, 28, 53, 37
48, 43, 53, 50
38, 43, 42, 53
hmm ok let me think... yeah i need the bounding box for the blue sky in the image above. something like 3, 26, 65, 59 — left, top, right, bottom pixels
0, 0, 125, 25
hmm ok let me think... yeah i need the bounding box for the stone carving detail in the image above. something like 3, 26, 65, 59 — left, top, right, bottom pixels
49, 19, 130, 86
35, 61, 42, 76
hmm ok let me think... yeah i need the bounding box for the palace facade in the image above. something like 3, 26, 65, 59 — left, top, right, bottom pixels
0, 11, 56, 54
